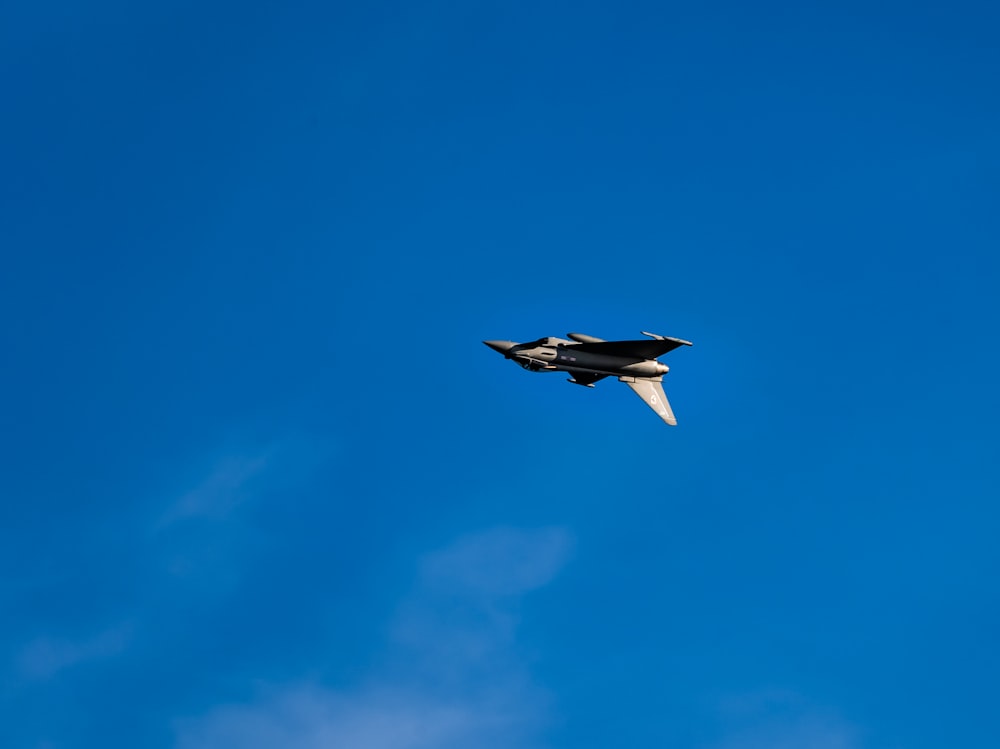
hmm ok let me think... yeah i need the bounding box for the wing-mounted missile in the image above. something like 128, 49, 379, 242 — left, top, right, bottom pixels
567, 332, 606, 344
641, 331, 693, 348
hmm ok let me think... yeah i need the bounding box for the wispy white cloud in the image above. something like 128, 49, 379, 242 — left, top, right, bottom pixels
175, 683, 536, 749
390, 526, 573, 683
17, 622, 133, 681
174, 526, 573, 749
152, 438, 330, 588
157, 452, 273, 528
156, 436, 331, 528
708, 689, 861, 749
11, 439, 324, 690
419, 525, 572, 598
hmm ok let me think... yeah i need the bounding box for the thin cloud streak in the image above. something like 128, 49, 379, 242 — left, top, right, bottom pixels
155, 436, 331, 528
156, 453, 272, 528
17, 622, 133, 681
708, 690, 862, 749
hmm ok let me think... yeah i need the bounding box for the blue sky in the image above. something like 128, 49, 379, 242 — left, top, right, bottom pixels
2, 1, 999, 747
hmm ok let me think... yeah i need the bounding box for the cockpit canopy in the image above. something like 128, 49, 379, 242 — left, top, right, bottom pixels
525, 336, 571, 347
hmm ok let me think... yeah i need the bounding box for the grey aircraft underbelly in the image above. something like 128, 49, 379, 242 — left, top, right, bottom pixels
483, 331, 692, 425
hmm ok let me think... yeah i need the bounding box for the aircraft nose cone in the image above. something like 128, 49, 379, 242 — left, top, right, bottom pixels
483, 340, 516, 356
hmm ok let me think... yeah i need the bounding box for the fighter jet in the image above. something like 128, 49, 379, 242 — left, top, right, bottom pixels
483, 331, 692, 425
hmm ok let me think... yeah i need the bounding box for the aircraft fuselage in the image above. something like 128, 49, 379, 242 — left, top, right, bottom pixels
488, 338, 668, 378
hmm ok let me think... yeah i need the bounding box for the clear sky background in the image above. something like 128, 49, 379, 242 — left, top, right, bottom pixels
2, 2, 998, 747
